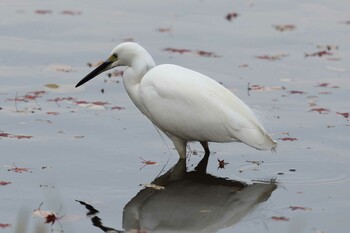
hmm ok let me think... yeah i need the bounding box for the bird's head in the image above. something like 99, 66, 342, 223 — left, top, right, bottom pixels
75, 42, 149, 88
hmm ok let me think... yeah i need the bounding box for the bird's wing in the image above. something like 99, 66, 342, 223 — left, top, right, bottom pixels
139, 64, 276, 150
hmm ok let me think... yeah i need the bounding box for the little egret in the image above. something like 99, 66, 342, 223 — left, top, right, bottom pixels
76, 42, 277, 159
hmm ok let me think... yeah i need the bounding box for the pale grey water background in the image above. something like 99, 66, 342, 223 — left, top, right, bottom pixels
1, 0, 349, 232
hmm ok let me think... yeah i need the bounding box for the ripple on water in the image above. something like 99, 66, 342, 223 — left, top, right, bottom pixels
238, 160, 350, 185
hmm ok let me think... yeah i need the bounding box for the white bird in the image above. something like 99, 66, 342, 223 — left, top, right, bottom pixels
76, 42, 276, 159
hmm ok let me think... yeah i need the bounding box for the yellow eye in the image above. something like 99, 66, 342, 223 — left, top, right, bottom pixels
109, 53, 118, 62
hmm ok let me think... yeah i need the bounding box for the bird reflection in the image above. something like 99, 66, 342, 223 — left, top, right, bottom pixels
78, 155, 277, 233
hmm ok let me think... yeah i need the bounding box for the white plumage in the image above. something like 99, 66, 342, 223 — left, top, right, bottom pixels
76, 42, 276, 159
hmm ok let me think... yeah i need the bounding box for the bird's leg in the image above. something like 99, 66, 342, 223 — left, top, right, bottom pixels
169, 136, 187, 159
195, 141, 210, 174
200, 141, 210, 156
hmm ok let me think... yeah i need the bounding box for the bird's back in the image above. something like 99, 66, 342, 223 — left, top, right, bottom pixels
139, 64, 276, 150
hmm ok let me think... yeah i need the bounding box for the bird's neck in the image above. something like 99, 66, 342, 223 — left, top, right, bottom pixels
122, 56, 155, 112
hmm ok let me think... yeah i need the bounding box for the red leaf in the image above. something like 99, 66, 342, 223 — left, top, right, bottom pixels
0, 132, 10, 138
226, 12, 239, 21
91, 101, 109, 106
0, 132, 32, 139
8, 164, 31, 173
289, 206, 312, 211
0, 223, 11, 228
336, 112, 349, 119
310, 108, 330, 114
164, 48, 191, 54
271, 216, 289, 221
140, 157, 157, 165
0, 181, 11, 186
45, 213, 58, 225
74, 100, 89, 105
278, 137, 298, 141
316, 83, 329, 87
305, 50, 332, 57
217, 159, 229, 169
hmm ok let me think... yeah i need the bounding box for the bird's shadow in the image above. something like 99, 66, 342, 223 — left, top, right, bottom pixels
77, 155, 277, 233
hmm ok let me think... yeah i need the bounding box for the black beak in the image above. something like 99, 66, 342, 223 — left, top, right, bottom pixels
75, 60, 113, 88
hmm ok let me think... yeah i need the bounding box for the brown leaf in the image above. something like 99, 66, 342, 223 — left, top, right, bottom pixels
305, 50, 332, 57
46, 112, 60, 116
273, 24, 296, 32
217, 159, 229, 169
289, 206, 312, 211
45, 83, 60, 89
111, 106, 125, 110
156, 27, 172, 32
271, 216, 290, 221
256, 54, 288, 61
226, 12, 239, 21
35, 10, 52, 14
164, 48, 191, 54
289, 90, 306, 94
61, 10, 82, 16
278, 137, 298, 141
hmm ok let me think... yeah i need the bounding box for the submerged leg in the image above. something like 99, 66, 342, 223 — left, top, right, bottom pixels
195, 141, 210, 173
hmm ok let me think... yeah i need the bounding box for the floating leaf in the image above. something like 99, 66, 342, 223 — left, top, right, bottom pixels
0, 181, 11, 186
309, 108, 330, 114
7, 164, 32, 173
0, 223, 11, 228
164, 48, 191, 54
248, 84, 286, 92
278, 137, 298, 141
289, 90, 306, 94
0, 132, 33, 139
48, 64, 74, 72
47, 112, 60, 116
226, 12, 239, 21
271, 216, 290, 221
273, 24, 296, 32
61, 10, 82, 16
305, 50, 332, 57
336, 112, 349, 119
107, 70, 123, 77
196, 50, 221, 58
156, 27, 172, 32
256, 54, 288, 61
289, 206, 312, 211
111, 106, 125, 110
45, 83, 60, 89
35, 10, 52, 14
217, 159, 229, 169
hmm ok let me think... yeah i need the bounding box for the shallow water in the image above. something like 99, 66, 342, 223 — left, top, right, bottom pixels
1, 0, 349, 232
